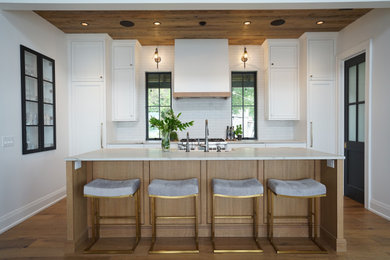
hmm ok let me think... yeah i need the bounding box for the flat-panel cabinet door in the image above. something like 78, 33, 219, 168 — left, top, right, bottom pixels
113, 45, 134, 69
308, 81, 336, 153
270, 46, 297, 68
269, 68, 299, 120
71, 41, 104, 82
308, 39, 334, 81
112, 68, 136, 121
71, 82, 104, 155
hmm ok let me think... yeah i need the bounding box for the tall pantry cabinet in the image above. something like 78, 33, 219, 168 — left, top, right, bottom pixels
300, 32, 338, 154
68, 34, 111, 155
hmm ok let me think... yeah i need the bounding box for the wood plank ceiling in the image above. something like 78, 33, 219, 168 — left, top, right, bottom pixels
35, 9, 371, 45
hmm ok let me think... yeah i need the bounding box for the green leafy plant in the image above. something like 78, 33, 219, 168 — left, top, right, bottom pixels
235, 124, 243, 136
149, 109, 194, 134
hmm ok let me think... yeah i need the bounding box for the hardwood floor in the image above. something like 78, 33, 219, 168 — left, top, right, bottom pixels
0, 197, 389, 259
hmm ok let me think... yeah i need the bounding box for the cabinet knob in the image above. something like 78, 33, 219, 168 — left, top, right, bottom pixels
100, 76, 103, 79
310, 75, 313, 78
130, 64, 133, 66
271, 63, 274, 66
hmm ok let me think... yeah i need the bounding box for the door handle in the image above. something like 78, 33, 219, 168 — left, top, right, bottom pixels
310, 122, 313, 148
100, 122, 103, 149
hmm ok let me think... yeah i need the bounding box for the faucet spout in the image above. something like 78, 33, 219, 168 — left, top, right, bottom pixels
205, 119, 209, 152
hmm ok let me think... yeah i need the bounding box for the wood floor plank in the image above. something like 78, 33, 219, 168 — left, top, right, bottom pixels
0, 197, 390, 259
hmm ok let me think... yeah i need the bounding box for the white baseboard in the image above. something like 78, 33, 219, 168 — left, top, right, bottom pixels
369, 199, 390, 221
0, 186, 66, 234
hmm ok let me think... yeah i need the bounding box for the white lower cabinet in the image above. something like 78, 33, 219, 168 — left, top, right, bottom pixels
71, 82, 105, 155
308, 81, 336, 154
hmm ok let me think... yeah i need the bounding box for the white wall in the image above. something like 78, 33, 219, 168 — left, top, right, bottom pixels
108, 44, 297, 142
0, 10, 68, 233
337, 8, 390, 219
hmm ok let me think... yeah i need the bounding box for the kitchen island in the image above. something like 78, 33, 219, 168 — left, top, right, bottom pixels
65, 147, 346, 252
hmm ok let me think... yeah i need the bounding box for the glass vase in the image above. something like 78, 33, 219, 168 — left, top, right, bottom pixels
161, 131, 171, 151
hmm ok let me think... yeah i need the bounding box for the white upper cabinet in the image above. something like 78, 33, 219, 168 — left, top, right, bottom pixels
270, 46, 297, 68
71, 41, 104, 82
111, 40, 140, 121
308, 39, 335, 80
264, 39, 299, 120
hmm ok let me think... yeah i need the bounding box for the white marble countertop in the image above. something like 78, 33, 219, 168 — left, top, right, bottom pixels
65, 147, 344, 161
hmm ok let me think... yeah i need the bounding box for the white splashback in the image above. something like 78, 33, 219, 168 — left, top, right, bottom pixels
109, 45, 300, 142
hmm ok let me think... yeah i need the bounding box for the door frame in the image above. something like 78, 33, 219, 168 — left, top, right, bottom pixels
336, 39, 372, 208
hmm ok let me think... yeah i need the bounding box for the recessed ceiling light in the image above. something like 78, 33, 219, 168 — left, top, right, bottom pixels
80, 22, 89, 27
270, 19, 285, 26
243, 21, 251, 25
120, 20, 135, 27
316, 20, 325, 25
153, 21, 161, 25
199, 21, 207, 26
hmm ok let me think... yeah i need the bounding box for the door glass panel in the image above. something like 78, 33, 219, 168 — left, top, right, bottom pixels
244, 107, 255, 138
148, 88, 159, 106
44, 104, 54, 125
232, 107, 243, 127
147, 74, 160, 88
348, 105, 356, 141
348, 65, 356, 103
160, 88, 171, 106
44, 126, 54, 148
244, 87, 255, 106
43, 59, 53, 82
358, 62, 365, 102
26, 101, 38, 125
358, 104, 365, 142
160, 106, 170, 119
24, 51, 37, 77
232, 73, 242, 88
148, 107, 159, 139
26, 126, 39, 150
25, 77, 38, 101
43, 82, 53, 103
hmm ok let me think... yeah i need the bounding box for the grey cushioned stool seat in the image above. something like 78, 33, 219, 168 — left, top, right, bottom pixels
84, 178, 140, 197
268, 178, 326, 197
213, 178, 263, 197
148, 178, 199, 197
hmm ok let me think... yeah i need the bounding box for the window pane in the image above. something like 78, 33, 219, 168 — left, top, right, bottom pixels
44, 104, 54, 125
148, 107, 160, 138
148, 88, 159, 106
232, 73, 242, 88
244, 87, 254, 106
26, 101, 38, 125
24, 51, 37, 77
232, 87, 242, 106
26, 126, 38, 150
348, 105, 356, 142
232, 107, 243, 127
243, 73, 255, 88
348, 65, 356, 103
148, 74, 160, 88
160, 73, 171, 88
244, 107, 255, 138
358, 62, 365, 102
25, 76, 38, 101
160, 106, 170, 119
358, 104, 365, 142
160, 88, 171, 106
43, 82, 53, 103
44, 126, 54, 148
43, 59, 53, 82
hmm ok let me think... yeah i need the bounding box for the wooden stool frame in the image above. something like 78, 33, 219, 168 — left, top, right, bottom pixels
84, 189, 141, 254
267, 188, 327, 254
149, 194, 199, 254
212, 193, 263, 253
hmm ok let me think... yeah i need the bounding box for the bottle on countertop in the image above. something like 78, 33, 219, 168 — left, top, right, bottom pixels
226, 126, 230, 140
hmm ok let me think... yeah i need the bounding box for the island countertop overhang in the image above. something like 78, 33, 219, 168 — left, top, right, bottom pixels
65, 147, 344, 161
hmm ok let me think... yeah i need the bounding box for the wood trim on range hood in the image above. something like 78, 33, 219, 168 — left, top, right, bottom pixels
173, 92, 231, 99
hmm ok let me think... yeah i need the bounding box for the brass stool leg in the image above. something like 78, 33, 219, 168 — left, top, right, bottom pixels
149, 196, 156, 252
133, 190, 141, 250
194, 195, 199, 251
211, 195, 216, 250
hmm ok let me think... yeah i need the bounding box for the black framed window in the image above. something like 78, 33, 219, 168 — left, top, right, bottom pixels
146, 72, 172, 139
21, 45, 56, 154
231, 71, 257, 139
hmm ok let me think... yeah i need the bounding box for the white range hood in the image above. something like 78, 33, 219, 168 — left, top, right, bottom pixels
173, 39, 230, 98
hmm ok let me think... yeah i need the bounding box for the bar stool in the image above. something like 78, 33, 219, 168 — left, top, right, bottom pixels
267, 178, 327, 254
83, 178, 141, 254
148, 178, 199, 254
212, 178, 263, 253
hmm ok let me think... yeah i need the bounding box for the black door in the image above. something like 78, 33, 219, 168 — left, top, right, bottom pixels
344, 53, 365, 204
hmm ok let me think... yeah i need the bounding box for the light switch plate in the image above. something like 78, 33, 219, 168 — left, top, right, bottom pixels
75, 160, 82, 170
327, 160, 335, 168
2, 136, 14, 147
